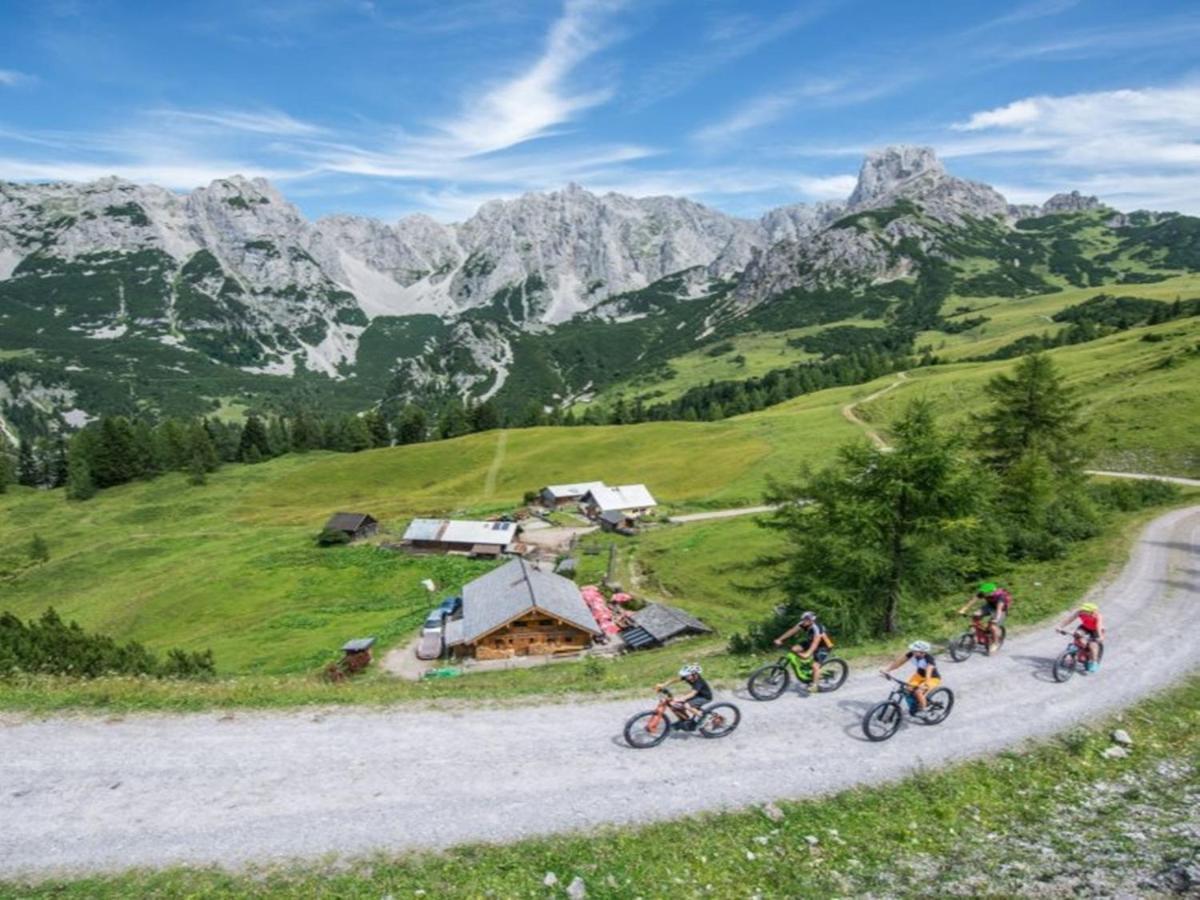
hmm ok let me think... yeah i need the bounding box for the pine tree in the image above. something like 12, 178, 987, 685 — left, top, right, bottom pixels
267, 416, 293, 455
186, 422, 219, 473
469, 400, 501, 433
339, 415, 372, 452
437, 401, 470, 439
237, 415, 272, 462
17, 441, 39, 487
363, 410, 391, 448
395, 406, 427, 445
0, 446, 13, 493
65, 450, 96, 501
49, 434, 69, 488
289, 410, 321, 452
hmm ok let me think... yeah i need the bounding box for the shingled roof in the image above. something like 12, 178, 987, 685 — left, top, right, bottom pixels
631, 602, 710, 643
455, 558, 601, 645
323, 512, 377, 533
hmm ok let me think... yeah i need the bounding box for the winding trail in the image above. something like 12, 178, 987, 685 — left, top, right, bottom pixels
2, 506, 1198, 879
840, 371, 908, 449
482, 429, 508, 499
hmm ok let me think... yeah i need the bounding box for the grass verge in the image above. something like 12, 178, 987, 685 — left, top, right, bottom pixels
6, 677, 1197, 897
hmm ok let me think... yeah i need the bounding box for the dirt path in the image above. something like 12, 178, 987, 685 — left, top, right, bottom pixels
668, 505, 778, 523
482, 429, 508, 499
2, 506, 1197, 879
1085, 470, 1200, 487
840, 371, 908, 449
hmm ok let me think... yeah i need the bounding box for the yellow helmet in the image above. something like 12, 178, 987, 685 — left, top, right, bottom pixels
1080, 603, 1098, 613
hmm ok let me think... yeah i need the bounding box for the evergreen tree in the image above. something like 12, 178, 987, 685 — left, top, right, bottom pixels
363, 410, 391, 448
340, 415, 373, 452
975, 353, 1087, 477
469, 400, 501, 433
760, 400, 997, 638
65, 448, 96, 501
238, 415, 272, 462
0, 446, 12, 493
17, 441, 39, 487
517, 401, 546, 428
91, 418, 138, 488
49, 434, 69, 488
187, 421, 220, 473
395, 405, 427, 445
562, 409, 578, 427
289, 410, 322, 452
267, 416, 293, 455
437, 401, 470, 440
131, 420, 161, 478
155, 420, 190, 471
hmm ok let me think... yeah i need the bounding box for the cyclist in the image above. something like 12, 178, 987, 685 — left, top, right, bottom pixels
880, 641, 940, 714
956, 581, 1010, 655
654, 664, 712, 730
1058, 602, 1105, 672
773, 610, 832, 688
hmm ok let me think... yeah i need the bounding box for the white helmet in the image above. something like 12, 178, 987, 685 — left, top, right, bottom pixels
908, 640, 931, 653
799, 610, 817, 621
678, 663, 702, 678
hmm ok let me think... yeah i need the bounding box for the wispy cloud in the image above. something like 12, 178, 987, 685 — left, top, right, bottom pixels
149, 108, 328, 136
0, 69, 34, 87
629, 1, 836, 109
429, 0, 626, 157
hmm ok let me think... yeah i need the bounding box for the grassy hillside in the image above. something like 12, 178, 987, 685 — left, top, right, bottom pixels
0, 315, 1196, 677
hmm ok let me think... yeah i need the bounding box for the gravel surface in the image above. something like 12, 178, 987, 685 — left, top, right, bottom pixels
1, 505, 1197, 879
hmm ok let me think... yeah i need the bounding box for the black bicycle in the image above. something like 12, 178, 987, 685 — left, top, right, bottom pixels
861, 674, 954, 742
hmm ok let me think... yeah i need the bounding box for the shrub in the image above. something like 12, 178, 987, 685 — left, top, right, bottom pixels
316, 528, 352, 546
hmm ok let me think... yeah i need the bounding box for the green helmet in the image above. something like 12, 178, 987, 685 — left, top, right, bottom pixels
977, 581, 998, 595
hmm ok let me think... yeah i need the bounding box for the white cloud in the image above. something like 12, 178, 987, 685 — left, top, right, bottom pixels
150, 108, 327, 136
429, 0, 626, 157
0, 69, 34, 87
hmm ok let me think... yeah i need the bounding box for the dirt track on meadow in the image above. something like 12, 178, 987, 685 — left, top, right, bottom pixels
1, 505, 1197, 879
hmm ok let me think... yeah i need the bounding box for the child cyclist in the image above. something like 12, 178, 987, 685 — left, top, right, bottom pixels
1058, 602, 1105, 672
654, 663, 712, 730
880, 641, 940, 714
956, 581, 1011, 655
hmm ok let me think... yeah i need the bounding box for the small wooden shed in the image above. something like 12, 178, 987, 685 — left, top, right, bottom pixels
322, 512, 379, 540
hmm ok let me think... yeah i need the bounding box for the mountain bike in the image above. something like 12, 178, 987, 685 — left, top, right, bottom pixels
1052, 629, 1105, 682
861, 674, 954, 742
747, 649, 849, 700
949, 614, 1007, 662
624, 689, 741, 748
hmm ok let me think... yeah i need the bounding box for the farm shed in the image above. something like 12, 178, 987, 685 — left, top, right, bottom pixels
581, 484, 658, 517
447, 559, 601, 660
620, 602, 711, 650
540, 481, 607, 508
402, 518, 519, 556
321, 512, 379, 540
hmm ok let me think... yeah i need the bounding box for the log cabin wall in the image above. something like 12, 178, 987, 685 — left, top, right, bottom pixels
472, 611, 592, 660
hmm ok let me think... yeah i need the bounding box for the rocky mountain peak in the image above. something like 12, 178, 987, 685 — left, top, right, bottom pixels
1041, 190, 1103, 214
848, 145, 945, 208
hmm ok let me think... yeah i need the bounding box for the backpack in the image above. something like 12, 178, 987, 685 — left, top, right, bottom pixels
991, 588, 1013, 610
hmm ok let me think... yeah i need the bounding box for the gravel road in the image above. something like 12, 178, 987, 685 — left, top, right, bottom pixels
2, 506, 1197, 879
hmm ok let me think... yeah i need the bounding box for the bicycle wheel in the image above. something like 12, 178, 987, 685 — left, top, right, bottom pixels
862, 701, 903, 742
922, 687, 954, 725
949, 632, 976, 662
816, 658, 849, 692
1053, 650, 1077, 683
624, 710, 671, 748
698, 703, 741, 738
747, 664, 790, 701
994, 625, 1007, 650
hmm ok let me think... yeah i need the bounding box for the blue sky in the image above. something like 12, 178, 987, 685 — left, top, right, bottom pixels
2, 0, 1199, 221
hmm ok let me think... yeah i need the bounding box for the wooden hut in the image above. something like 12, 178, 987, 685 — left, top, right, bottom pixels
447, 558, 600, 660
321, 512, 379, 541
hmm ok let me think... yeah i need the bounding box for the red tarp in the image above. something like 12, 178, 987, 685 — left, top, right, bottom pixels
581, 584, 620, 635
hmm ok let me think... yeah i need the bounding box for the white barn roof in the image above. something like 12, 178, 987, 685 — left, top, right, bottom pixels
584, 484, 658, 512
543, 480, 607, 499
402, 519, 517, 547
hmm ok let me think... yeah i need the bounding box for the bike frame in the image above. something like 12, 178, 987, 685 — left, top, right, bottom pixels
645, 690, 695, 732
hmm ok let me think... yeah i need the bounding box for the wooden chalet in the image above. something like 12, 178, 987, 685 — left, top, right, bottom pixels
322, 512, 379, 540
581, 484, 658, 518
446, 558, 601, 660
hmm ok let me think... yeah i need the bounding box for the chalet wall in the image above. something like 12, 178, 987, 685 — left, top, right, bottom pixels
471, 612, 592, 660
